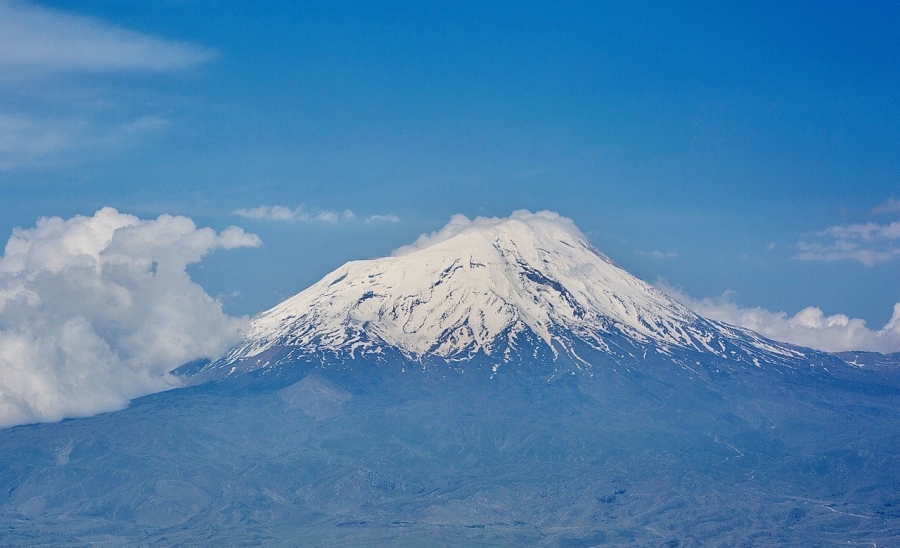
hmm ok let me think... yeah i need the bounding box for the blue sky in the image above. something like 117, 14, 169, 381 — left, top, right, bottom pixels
2, 0, 899, 328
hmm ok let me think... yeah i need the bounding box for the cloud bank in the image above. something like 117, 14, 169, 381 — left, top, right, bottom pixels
659, 283, 900, 353
0, 207, 260, 428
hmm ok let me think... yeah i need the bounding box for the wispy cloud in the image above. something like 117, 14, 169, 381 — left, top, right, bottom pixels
0, 112, 169, 169
872, 197, 900, 215
235, 205, 401, 225
0, 1, 214, 75
794, 198, 900, 266
637, 250, 677, 259
365, 214, 400, 223
317, 209, 356, 223
0, 1, 214, 170
0, 112, 75, 168
658, 282, 900, 353
795, 220, 900, 266
234, 205, 356, 224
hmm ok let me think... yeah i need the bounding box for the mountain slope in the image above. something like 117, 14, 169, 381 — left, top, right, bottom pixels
195, 211, 815, 381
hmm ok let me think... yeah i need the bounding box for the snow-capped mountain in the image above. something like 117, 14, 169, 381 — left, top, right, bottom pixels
9, 212, 900, 546
196, 211, 813, 380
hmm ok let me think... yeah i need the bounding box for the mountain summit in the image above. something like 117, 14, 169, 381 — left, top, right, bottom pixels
197, 211, 810, 380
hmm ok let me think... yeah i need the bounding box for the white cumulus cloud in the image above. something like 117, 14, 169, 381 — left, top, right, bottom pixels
0, 207, 261, 429
658, 282, 900, 353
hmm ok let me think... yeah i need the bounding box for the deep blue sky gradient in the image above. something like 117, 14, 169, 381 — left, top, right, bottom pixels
3, 1, 899, 324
